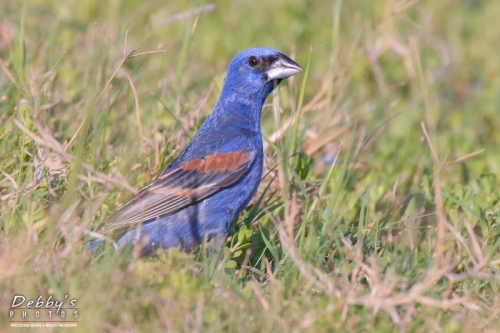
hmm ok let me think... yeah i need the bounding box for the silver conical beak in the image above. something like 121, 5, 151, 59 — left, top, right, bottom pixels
265, 54, 303, 82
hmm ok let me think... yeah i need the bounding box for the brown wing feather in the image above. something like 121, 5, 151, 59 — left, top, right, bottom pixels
98, 151, 253, 237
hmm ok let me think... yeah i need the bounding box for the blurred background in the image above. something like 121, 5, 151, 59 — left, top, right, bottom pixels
2, 0, 500, 176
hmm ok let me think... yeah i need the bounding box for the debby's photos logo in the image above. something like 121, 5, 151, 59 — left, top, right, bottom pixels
9, 294, 79, 328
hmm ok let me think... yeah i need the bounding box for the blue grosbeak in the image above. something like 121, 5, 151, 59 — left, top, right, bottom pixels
91, 48, 302, 255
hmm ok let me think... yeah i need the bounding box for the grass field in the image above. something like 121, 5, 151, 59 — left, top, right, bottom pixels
1, 0, 500, 331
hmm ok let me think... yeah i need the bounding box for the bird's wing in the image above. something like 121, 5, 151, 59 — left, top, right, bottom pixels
99, 150, 254, 236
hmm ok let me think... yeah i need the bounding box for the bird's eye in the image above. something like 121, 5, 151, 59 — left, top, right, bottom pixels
247, 56, 260, 68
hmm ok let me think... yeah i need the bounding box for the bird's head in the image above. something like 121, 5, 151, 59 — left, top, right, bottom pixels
223, 47, 302, 101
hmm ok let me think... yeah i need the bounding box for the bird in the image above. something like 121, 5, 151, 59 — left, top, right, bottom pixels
90, 47, 302, 255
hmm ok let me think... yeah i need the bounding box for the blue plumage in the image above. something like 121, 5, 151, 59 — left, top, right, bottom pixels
91, 48, 302, 255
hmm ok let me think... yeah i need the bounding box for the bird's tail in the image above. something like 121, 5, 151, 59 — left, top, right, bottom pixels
88, 238, 104, 253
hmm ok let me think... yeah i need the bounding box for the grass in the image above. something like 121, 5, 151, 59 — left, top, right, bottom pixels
1, 0, 500, 331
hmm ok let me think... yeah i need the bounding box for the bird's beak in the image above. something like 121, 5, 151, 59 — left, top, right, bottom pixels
265, 54, 303, 82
